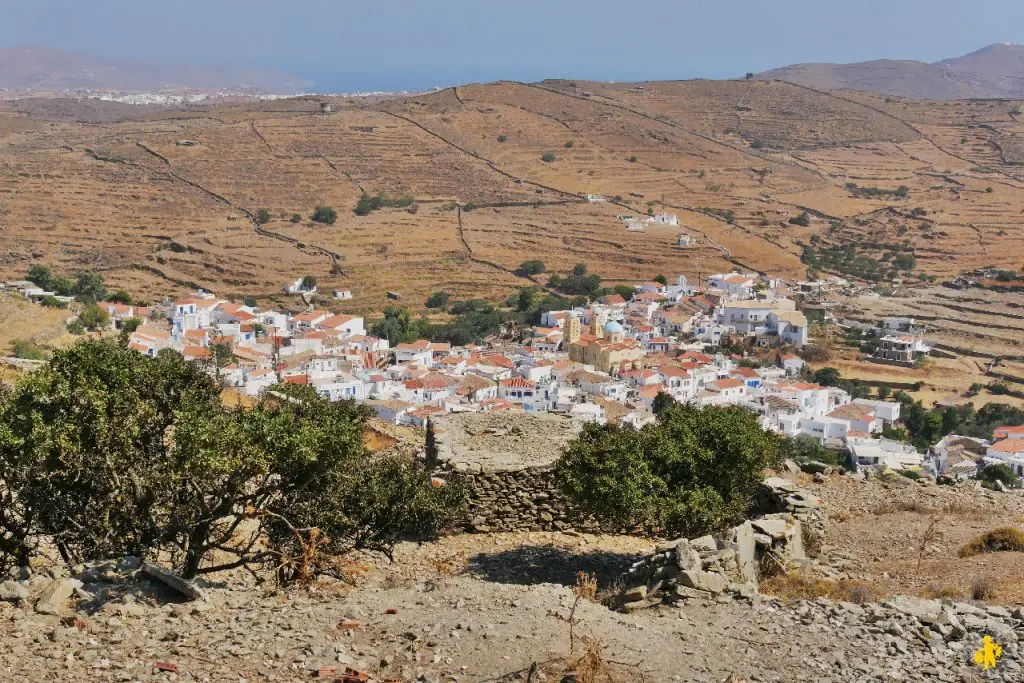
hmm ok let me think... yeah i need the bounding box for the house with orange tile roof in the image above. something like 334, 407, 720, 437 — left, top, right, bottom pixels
708, 272, 759, 300
394, 339, 433, 365
290, 309, 331, 331
479, 398, 522, 413
407, 405, 446, 428
182, 345, 213, 362
317, 313, 366, 337
173, 296, 221, 336
993, 426, 1024, 441
728, 365, 763, 389
127, 324, 172, 358
985, 438, 1024, 478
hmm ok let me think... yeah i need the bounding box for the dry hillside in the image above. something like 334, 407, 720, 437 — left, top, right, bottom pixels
2, 80, 1023, 310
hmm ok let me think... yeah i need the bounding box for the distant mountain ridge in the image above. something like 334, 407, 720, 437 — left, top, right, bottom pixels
757, 44, 1024, 99
0, 45, 311, 93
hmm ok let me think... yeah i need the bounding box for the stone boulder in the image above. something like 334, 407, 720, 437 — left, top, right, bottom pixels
679, 570, 727, 595
0, 580, 29, 604
35, 578, 83, 615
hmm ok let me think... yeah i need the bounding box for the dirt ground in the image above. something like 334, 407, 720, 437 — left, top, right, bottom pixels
807, 474, 1024, 605
0, 293, 74, 354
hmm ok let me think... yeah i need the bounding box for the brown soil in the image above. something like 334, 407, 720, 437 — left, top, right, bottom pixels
2, 82, 1022, 312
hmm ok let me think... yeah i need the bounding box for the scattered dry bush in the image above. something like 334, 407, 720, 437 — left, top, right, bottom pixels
758, 548, 787, 579
921, 583, 963, 600
941, 500, 987, 519
971, 575, 999, 601
566, 638, 618, 683
872, 499, 936, 516
802, 524, 824, 559
760, 573, 878, 604
828, 510, 853, 522
596, 576, 625, 607
917, 515, 940, 572
959, 527, 1024, 557
429, 549, 468, 576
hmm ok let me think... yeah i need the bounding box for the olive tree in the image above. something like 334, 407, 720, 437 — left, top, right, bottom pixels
555, 403, 785, 538
0, 340, 222, 571
0, 340, 464, 579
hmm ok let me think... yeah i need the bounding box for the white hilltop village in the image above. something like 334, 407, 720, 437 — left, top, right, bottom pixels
8, 262, 1022, 485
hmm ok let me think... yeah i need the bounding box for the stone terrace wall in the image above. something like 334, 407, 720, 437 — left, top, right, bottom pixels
427, 412, 590, 533
620, 478, 825, 611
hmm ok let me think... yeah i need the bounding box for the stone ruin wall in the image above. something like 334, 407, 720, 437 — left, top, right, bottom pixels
426, 413, 599, 533
619, 477, 826, 611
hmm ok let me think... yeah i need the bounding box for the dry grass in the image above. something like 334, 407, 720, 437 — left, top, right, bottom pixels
760, 572, 878, 604
872, 500, 937, 516
941, 500, 988, 520
872, 499, 989, 520
971, 575, 999, 601
565, 639, 618, 683
920, 583, 965, 600
959, 527, 1024, 558
828, 510, 853, 523
802, 524, 824, 559
428, 549, 468, 577
5, 81, 1022, 312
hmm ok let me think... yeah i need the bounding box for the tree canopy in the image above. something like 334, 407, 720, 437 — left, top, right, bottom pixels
311, 206, 338, 225
556, 403, 785, 538
0, 340, 463, 579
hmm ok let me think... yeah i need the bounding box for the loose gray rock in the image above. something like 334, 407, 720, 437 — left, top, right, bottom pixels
35, 578, 83, 615
678, 570, 727, 595
0, 580, 29, 604
674, 539, 701, 571
141, 563, 204, 601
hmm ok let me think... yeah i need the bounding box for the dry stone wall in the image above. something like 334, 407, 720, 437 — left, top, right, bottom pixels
620, 477, 824, 611
426, 413, 592, 533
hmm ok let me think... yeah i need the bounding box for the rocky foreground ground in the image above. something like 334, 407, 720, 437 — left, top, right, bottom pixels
1, 475, 1023, 682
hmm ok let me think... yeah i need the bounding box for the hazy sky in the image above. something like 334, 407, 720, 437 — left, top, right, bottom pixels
5, 0, 1024, 91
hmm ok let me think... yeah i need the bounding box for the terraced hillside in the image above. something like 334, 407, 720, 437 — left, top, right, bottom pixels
1, 81, 1022, 309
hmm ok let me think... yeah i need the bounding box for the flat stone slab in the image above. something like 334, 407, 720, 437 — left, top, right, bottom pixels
142, 563, 204, 601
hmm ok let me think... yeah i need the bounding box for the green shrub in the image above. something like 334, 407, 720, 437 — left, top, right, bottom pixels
541, 152, 557, 163
311, 206, 338, 224
564, 140, 574, 149
425, 291, 451, 309
497, 135, 507, 143
10, 339, 46, 360
0, 341, 464, 578
107, 290, 132, 305
120, 317, 143, 334
555, 403, 785, 538
290, 213, 302, 223
960, 528, 1024, 557
38, 296, 64, 309
27, 265, 53, 290
988, 381, 1011, 396
979, 463, 1017, 487
255, 208, 272, 225
78, 304, 110, 331
789, 211, 811, 227
72, 271, 107, 304
785, 435, 842, 466
516, 260, 546, 277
